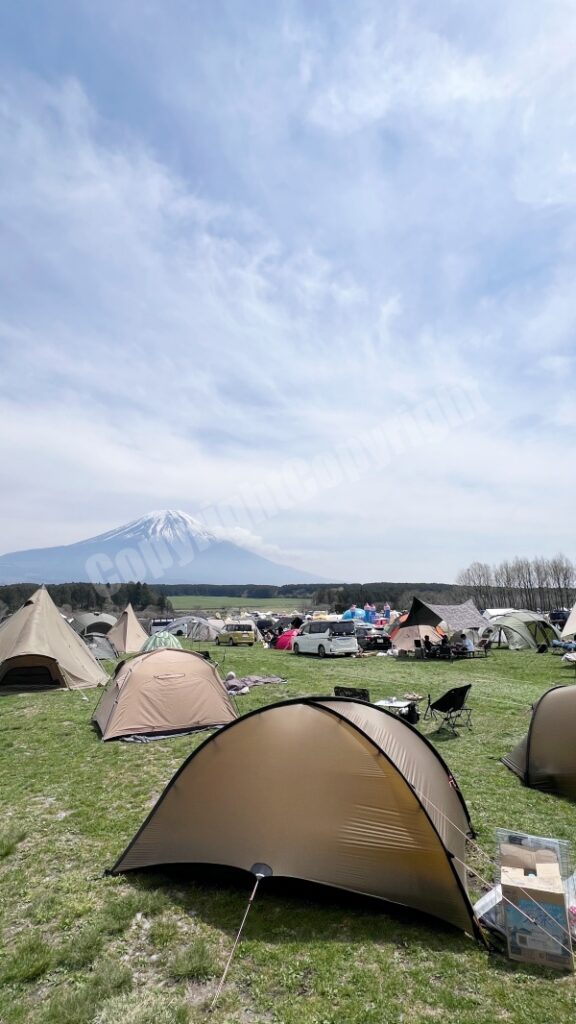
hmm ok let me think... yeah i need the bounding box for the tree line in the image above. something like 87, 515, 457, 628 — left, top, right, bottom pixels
456, 554, 575, 612
0, 581, 170, 615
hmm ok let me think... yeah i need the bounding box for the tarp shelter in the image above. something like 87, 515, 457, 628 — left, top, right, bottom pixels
93, 648, 237, 741
502, 686, 576, 799
0, 587, 107, 691
111, 696, 478, 934
83, 633, 118, 661
141, 631, 182, 652
107, 604, 148, 654
390, 624, 444, 652
403, 598, 487, 634
561, 603, 576, 640
73, 612, 117, 636
482, 611, 559, 650
188, 619, 225, 642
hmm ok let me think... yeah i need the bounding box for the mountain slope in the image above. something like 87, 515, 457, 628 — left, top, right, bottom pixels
0, 511, 321, 585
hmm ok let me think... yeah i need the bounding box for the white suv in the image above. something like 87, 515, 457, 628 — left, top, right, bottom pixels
292, 620, 358, 658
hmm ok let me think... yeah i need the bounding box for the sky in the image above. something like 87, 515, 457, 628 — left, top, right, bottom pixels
0, 0, 575, 583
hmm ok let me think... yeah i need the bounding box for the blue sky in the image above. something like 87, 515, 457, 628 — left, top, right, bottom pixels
0, 1, 574, 582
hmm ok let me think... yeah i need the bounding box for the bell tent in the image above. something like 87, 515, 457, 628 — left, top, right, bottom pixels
0, 587, 107, 691
107, 604, 148, 654
93, 648, 237, 740
141, 631, 182, 652
561, 603, 576, 640
502, 685, 576, 799
111, 696, 478, 934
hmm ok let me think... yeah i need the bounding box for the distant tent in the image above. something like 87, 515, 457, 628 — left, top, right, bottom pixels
107, 604, 148, 654
73, 612, 117, 636
93, 648, 237, 741
188, 619, 225, 642
482, 611, 559, 650
274, 628, 299, 650
0, 587, 107, 691
141, 631, 182, 652
502, 686, 576, 799
164, 617, 197, 637
83, 633, 118, 661
390, 624, 444, 651
403, 598, 486, 634
561, 603, 576, 640
111, 696, 478, 934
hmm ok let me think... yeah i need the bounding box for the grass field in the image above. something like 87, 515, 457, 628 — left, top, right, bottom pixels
1, 648, 575, 1023
167, 595, 310, 613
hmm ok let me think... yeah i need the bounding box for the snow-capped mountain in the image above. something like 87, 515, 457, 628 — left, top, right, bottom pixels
0, 510, 321, 585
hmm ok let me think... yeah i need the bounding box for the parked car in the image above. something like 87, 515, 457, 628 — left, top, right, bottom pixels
292, 620, 358, 658
549, 609, 569, 628
354, 624, 391, 652
216, 623, 256, 647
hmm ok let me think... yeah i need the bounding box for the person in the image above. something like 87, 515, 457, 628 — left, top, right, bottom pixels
423, 634, 433, 655
438, 635, 451, 659
464, 633, 475, 653
382, 602, 391, 622
342, 604, 357, 620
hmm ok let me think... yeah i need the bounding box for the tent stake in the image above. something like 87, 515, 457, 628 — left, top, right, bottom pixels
209, 864, 271, 1013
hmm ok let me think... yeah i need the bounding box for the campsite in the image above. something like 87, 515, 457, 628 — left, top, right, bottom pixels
1, 635, 575, 1024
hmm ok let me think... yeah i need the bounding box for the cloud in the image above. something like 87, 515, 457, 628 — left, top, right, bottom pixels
0, 3, 575, 579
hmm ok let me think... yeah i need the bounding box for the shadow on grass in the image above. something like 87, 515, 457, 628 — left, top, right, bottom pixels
120, 865, 473, 955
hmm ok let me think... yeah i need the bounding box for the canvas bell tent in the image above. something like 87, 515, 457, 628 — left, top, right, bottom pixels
111, 696, 478, 934
107, 604, 148, 654
93, 648, 237, 741
0, 587, 107, 691
141, 631, 182, 652
502, 685, 576, 799
483, 611, 559, 650
561, 603, 576, 640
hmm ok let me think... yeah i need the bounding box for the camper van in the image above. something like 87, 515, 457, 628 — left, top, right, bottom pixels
292, 619, 358, 658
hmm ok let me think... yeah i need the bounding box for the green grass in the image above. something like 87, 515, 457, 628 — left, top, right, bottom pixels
167, 594, 310, 612
1, 648, 575, 1023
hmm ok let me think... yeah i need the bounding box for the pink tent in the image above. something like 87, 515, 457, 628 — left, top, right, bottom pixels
274, 629, 300, 651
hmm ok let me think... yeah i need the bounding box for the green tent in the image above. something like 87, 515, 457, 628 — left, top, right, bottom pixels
483, 611, 559, 650
140, 631, 183, 652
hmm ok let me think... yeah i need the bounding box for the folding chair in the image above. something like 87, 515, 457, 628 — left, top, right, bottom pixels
423, 684, 472, 733
334, 685, 371, 702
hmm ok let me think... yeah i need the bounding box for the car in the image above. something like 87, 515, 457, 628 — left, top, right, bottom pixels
292, 620, 358, 658
354, 624, 392, 652
216, 623, 256, 646
549, 609, 569, 628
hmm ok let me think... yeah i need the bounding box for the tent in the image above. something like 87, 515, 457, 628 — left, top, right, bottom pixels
482, 611, 559, 650
561, 603, 576, 640
73, 612, 117, 636
502, 686, 576, 799
403, 598, 487, 634
0, 587, 107, 691
110, 696, 478, 934
274, 628, 300, 651
107, 604, 149, 654
93, 648, 237, 741
390, 624, 444, 652
83, 633, 118, 661
188, 619, 225, 642
141, 631, 183, 652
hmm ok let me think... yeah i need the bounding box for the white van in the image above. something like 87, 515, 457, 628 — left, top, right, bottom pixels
292, 619, 358, 658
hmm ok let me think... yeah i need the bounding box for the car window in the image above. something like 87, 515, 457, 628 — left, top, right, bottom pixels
301, 623, 310, 634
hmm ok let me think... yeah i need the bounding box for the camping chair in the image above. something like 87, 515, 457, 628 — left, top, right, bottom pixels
334, 685, 371, 702
413, 639, 425, 660
423, 685, 472, 734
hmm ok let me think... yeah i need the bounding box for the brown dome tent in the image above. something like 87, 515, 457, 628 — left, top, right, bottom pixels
107, 603, 148, 654
0, 587, 107, 691
502, 685, 576, 799
93, 648, 237, 740
111, 696, 479, 934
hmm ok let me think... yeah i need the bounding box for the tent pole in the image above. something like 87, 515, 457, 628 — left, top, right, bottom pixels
210, 864, 272, 1012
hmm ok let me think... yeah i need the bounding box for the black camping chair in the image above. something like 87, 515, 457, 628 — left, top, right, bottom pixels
423, 684, 472, 734
334, 685, 371, 702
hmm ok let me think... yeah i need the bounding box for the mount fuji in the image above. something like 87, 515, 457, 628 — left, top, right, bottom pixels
0, 511, 321, 585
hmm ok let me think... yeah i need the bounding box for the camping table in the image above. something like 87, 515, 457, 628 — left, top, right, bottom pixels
374, 699, 415, 715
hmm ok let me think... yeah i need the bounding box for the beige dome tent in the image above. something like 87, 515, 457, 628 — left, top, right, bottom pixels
73, 612, 117, 636
0, 587, 107, 691
93, 648, 237, 741
390, 624, 444, 652
502, 685, 576, 799
111, 696, 478, 934
107, 603, 148, 654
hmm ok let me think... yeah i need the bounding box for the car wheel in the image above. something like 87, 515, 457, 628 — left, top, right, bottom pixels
293, 643, 300, 655
249, 643, 254, 647
318, 645, 326, 658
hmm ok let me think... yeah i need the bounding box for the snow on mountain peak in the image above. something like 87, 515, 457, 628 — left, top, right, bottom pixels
94, 509, 217, 546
